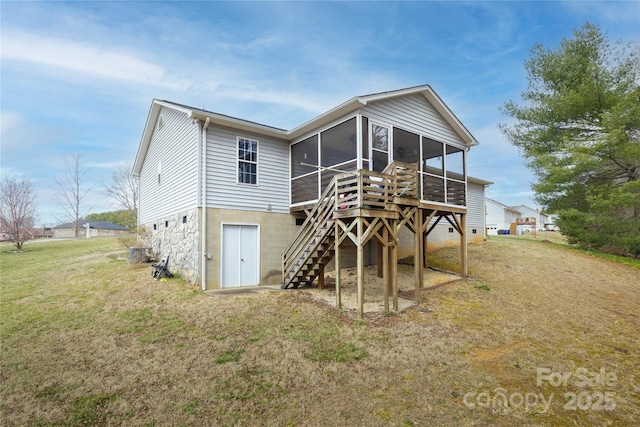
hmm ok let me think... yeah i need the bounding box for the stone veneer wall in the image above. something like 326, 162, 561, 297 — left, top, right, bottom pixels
144, 208, 200, 284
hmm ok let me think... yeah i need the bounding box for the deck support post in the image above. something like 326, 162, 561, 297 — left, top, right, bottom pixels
357, 217, 365, 319
318, 264, 324, 290
460, 213, 467, 277
382, 226, 389, 312
335, 222, 342, 309
377, 241, 383, 278
391, 241, 398, 311
414, 208, 424, 302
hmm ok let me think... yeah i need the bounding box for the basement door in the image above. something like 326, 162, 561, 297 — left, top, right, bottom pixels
221, 224, 259, 288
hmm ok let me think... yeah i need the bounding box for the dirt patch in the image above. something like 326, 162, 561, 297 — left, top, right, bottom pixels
296, 265, 461, 315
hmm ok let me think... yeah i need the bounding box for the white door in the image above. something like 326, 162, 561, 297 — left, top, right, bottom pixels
221, 224, 259, 288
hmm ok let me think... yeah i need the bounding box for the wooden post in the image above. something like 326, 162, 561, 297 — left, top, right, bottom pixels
377, 241, 383, 278
460, 213, 467, 277
382, 226, 389, 312
318, 264, 324, 290
423, 231, 429, 269
391, 242, 398, 311
335, 222, 341, 309
357, 217, 365, 319
414, 208, 423, 302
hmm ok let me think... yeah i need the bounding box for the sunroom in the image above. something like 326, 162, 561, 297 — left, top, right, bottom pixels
289, 114, 467, 210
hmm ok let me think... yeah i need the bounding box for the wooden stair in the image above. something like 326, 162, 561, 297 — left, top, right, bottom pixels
282, 176, 341, 289
281, 162, 419, 289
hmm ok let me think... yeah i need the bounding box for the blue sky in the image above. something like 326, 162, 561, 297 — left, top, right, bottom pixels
1, 1, 638, 226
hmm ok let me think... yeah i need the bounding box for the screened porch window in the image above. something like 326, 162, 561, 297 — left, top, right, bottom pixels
238, 138, 258, 185
421, 138, 445, 203
371, 124, 390, 172
320, 118, 358, 189
291, 134, 319, 204
393, 127, 420, 165
445, 145, 465, 205
291, 135, 318, 178
445, 145, 465, 180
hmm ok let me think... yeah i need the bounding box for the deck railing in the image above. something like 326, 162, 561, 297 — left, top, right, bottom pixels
290, 161, 466, 210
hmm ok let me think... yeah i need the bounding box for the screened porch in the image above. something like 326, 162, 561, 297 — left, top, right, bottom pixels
290, 115, 467, 210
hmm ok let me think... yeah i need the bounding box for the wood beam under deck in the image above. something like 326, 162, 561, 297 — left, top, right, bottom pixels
334, 210, 398, 319
284, 162, 469, 318
332, 203, 468, 317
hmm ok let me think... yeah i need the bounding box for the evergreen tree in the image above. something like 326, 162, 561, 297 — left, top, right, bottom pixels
501, 22, 640, 256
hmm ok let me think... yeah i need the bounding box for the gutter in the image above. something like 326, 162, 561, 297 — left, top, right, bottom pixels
200, 117, 210, 290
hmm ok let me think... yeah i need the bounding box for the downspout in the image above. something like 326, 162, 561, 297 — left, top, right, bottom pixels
200, 117, 210, 291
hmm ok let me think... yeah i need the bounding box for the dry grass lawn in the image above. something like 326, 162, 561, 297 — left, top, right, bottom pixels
1, 237, 638, 426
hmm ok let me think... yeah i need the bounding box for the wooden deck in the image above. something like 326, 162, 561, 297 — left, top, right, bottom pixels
282, 161, 468, 319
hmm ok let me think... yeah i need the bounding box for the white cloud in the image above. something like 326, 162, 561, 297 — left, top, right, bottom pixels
561, 1, 640, 25
85, 160, 127, 169
1, 31, 189, 90
0, 111, 23, 135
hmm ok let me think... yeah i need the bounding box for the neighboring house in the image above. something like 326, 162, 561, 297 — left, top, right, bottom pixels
133, 84, 489, 293
53, 221, 129, 238
509, 205, 549, 230
544, 214, 559, 230
485, 198, 521, 235
25, 227, 54, 239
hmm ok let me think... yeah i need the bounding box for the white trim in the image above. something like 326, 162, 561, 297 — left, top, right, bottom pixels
289, 114, 359, 146
200, 117, 210, 291
369, 120, 392, 171
356, 113, 363, 170
290, 199, 320, 208
418, 199, 468, 210
220, 222, 261, 288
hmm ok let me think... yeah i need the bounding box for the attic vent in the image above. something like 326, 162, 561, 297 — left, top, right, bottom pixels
157, 114, 165, 130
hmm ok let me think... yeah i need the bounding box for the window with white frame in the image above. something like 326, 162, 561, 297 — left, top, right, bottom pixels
238, 137, 258, 184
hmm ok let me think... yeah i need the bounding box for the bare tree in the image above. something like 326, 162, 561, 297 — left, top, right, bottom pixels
0, 176, 37, 250
103, 163, 138, 217
55, 153, 92, 237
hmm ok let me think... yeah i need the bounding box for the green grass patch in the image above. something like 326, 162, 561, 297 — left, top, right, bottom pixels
215, 349, 245, 364
64, 393, 119, 426
489, 235, 640, 269
285, 324, 368, 363
562, 245, 640, 269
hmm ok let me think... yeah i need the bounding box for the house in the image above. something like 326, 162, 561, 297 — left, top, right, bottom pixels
509, 205, 549, 230
485, 198, 521, 235
53, 221, 129, 238
24, 227, 54, 239
133, 84, 489, 313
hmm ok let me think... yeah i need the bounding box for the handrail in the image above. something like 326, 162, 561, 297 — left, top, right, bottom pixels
382, 161, 419, 198
283, 173, 343, 284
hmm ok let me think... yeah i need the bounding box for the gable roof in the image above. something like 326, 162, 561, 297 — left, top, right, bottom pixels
288, 84, 478, 144
54, 220, 129, 230
486, 197, 521, 213
133, 84, 479, 176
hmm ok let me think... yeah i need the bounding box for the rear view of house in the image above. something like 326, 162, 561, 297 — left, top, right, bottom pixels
133, 85, 488, 303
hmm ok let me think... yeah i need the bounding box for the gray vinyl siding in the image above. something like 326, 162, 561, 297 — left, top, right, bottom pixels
205, 125, 289, 213
466, 182, 486, 228
360, 94, 466, 148
138, 107, 199, 224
